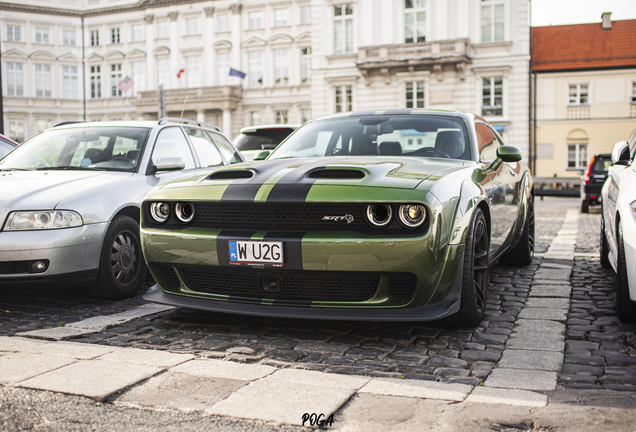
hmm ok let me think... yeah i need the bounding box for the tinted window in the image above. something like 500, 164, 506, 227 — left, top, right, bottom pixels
233, 128, 296, 151
591, 156, 612, 173
151, 127, 195, 170
184, 127, 224, 167
0, 141, 15, 159
476, 123, 499, 162
209, 132, 243, 164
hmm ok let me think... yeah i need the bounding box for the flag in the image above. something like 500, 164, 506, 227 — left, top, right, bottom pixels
229, 68, 246, 79
176, 67, 185, 79
117, 76, 134, 93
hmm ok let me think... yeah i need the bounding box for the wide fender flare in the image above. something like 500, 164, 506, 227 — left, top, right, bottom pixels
508, 171, 534, 247
448, 179, 490, 246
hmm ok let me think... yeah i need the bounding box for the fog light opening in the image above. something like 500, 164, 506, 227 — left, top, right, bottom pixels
30, 260, 49, 273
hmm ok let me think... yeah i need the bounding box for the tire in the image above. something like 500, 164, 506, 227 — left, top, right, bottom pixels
600, 214, 611, 269
90, 215, 147, 300
581, 200, 589, 213
445, 207, 489, 327
499, 194, 535, 266
616, 222, 636, 323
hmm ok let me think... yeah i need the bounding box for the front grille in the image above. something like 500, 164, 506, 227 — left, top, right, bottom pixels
208, 170, 253, 180
308, 169, 366, 179
156, 264, 180, 289
389, 273, 418, 300
0, 261, 30, 274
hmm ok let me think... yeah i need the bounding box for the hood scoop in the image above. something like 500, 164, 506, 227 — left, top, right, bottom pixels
307, 169, 366, 179
207, 170, 254, 180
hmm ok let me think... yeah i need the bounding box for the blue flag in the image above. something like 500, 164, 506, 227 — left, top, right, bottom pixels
229, 68, 246, 79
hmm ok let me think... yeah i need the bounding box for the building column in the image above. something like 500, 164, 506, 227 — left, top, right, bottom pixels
197, 110, 206, 123
222, 109, 232, 136
145, 14, 155, 91
168, 11, 179, 89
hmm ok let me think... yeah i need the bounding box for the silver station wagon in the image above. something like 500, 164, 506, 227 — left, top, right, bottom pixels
0, 118, 243, 299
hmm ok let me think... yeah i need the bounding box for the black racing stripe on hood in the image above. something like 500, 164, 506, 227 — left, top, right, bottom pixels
266, 159, 330, 202
264, 231, 305, 270
216, 230, 257, 267
220, 159, 299, 202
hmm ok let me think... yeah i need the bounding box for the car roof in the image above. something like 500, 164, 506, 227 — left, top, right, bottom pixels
50, 118, 222, 132
311, 109, 475, 123
239, 124, 301, 134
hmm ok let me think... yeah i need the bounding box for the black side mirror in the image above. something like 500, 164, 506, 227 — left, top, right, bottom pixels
496, 145, 523, 163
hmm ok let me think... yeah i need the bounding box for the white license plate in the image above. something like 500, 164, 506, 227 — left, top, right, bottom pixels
229, 240, 284, 266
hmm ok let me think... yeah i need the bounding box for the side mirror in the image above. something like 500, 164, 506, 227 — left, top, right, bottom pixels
148, 157, 185, 175
253, 150, 271, 161
496, 145, 523, 163
611, 141, 629, 165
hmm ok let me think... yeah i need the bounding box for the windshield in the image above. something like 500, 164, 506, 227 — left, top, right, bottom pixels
269, 116, 471, 160
0, 127, 151, 172
233, 128, 296, 151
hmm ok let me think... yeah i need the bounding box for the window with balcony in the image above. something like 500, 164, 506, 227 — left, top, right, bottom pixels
335, 85, 352, 112
6, 62, 23, 96
301, 108, 312, 123
248, 51, 263, 88
567, 143, 588, 170
481, 0, 504, 42
62, 65, 78, 99
482, 76, 503, 116
111, 28, 120, 44
110, 63, 122, 97
131, 25, 143, 42
334, 4, 353, 54
300, 46, 311, 84
217, 52, 230, 86
35, 28, 49, 44
250, 111, 262, 126
62, 30, 76, 46
248, 11, 262, 30
90, 65, 101, 98
405, 81, 424, 108
568, 84, 589, 105
274, 8, 289, 27
301, 6, 312, 25
157, 20, 169, 39
274, 49, 289, 86
276, 110, 288, 124
7, 25, 21, 42
35, 64, 52, 98
186, 56, 201, 88
90, 30, 99, 46
405, 0, 426, 43
217, 14, 230, 32
186, 18, 199, 36
156, 58, 170, 89
132, 61, 145, 95
37, 119, 52, 132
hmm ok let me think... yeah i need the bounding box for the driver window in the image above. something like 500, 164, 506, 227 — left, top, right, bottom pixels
151, 127, 195, 169
476, 123, 499, 162
184, 127, 224, 167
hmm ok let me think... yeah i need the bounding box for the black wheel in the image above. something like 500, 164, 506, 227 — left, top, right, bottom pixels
581, 200, 589, 213
90, 215, 146, 300
616, 222, 636, 323
446, 208, 489, 327
600, 214, 611, 269
499, 194, 535, 266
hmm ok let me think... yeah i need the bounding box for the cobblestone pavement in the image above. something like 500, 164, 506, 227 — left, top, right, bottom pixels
2, 198, 634, 392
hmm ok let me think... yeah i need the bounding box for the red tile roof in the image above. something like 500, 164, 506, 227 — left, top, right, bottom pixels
532, 19, 636, 72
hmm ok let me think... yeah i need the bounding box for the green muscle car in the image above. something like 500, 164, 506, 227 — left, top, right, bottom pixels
141, 109, 534, 326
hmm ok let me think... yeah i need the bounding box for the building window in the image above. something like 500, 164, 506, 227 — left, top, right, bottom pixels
217, 52, 230, 86
9, 119, 25, 143
276, 110, 288, 124
482, 77, 503, 116
301, 108, 312, 123
335, 85, 353, 112
334, 4, 353, 54
405, 0, 426, 43
6, 62, 23, 97
248, 11, 262, 30
157, 58, 170, 90
35, 28, 49, 44
217, 14, 230, 32
110, 64, 122, 97
90, 65, 101, 98
62, 29, 76, 46
131, 61, 145, 95
567, 143, 588, 170
406, 81, 424, 108
37, 119, 52, 132
35, 64, 52, 98
90, 30, 99, 46
131, 25, 143, 42
186, 56, 201, 88
274, 9, 289, 27
186, 17, 199, 36
250, 111, 262, 126
248, 51, 263, 88
156, 20, 169, 39
568, 84, 589, 105
274, 49, 289, 86
7, 25, 21, 42
301, 5, 312, 25
300, 46, 311, 84
631, 82, 636, 104
62, 65, 78, 99
111, 28, 120, 44
482, 0, 504, 42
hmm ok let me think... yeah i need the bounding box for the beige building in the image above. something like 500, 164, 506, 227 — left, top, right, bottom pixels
532, 15, 636, 179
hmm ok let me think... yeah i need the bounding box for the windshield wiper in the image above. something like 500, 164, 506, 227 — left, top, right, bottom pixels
34, 166, 104, 171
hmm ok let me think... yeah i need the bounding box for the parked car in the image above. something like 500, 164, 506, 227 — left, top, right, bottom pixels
581, 153, 612, 213
0, 134, 19, 159
600, 131, 636, 322
233, 124, 299, 161
141, 109, 534, 327
0, 118, 243, 299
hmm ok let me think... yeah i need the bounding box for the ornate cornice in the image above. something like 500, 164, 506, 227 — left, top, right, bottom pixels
0, 0, 207, 18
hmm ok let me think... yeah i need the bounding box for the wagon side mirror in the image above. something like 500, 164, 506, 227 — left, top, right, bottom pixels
611, 141, 629, 165
253, 150, 271, 161
147, 157, 185, 175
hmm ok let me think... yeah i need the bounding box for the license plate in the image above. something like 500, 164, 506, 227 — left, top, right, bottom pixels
229, 240, 284, 266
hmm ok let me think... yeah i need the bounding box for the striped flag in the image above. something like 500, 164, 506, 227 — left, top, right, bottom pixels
117, 76, 134, 93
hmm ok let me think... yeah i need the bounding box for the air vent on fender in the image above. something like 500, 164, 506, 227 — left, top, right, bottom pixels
207, 170, 254, 180
308, 169, 366, 179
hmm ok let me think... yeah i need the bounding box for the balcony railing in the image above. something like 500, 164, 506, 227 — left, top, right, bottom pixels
567, 105, 590, 120
357, 38, 471, 69
135, 85, 241, 105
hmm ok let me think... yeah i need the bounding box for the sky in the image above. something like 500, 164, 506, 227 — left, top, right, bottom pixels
531, 0, 636, 26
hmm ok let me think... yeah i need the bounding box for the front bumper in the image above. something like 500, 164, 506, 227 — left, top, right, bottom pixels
0, 223, 108, 284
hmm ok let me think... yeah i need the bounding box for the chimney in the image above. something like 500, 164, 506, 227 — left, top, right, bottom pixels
602, 12, 612, 30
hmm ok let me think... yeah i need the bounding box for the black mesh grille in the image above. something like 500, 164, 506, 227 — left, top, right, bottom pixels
389, 273, 418, 300
157, 264, 181, 289
0, 261, 30, 274
308, 169, 366, 179
208, 170, 253, 180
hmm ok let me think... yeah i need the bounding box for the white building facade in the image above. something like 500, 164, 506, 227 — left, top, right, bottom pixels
1, 0, 530, 154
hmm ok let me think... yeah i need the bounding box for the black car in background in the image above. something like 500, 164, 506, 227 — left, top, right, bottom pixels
581, 154, 612, 213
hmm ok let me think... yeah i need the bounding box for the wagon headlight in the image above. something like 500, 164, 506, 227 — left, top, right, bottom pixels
4, 210, 83, 231
150, 202, 170, 223
365, 204, 393, 228
398, 204, 427, 229
175, 203, 195, 224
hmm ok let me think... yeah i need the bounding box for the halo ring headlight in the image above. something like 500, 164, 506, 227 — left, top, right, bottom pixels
398, 204, 427, 229
150, 202, 170, 223
175, 203, 195, 224
365, 204, 393, 228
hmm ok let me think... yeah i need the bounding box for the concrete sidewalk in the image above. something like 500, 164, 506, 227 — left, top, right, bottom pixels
1, 336, 634, 431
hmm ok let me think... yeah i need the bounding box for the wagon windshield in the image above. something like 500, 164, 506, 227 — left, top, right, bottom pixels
269, 115, 471, 161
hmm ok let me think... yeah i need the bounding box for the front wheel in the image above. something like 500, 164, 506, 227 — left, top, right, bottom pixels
616, 222, 636, 322
90, 215, 146, 300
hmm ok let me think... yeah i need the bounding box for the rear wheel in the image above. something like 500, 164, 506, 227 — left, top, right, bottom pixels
616, 222, 636, 323
499, 194, 535, 266
600, 214, 611, 269
446, 208, 489, 327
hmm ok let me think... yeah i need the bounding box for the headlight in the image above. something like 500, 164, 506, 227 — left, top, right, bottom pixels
4, 210, 83, 231
175, 203, 195, 223
150, 202, 170, 223
398, 204, 427, 229
366, 204, 393, 228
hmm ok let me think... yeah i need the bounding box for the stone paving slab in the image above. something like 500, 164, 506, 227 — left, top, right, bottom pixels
171, 358, 276, 381
267, 368, 370, 390
513, 319, 566, 335
540, 262, 573, 270
518, 307, 568, 321
529, 285, 572, 297
19, 341, 120, 360
533, 269, 572, 280
525, 297, 570, 309
98, 348, 194, 368
359, 378, 472, 401
0, 352, 76, 384
0, 336, 51, 352
465, 386, 547, 408
499, 350, 564, 371
484, 368, 558, 391
14, 327, 97, 340
506, 333, 565, 352
18, 360, 162, 402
